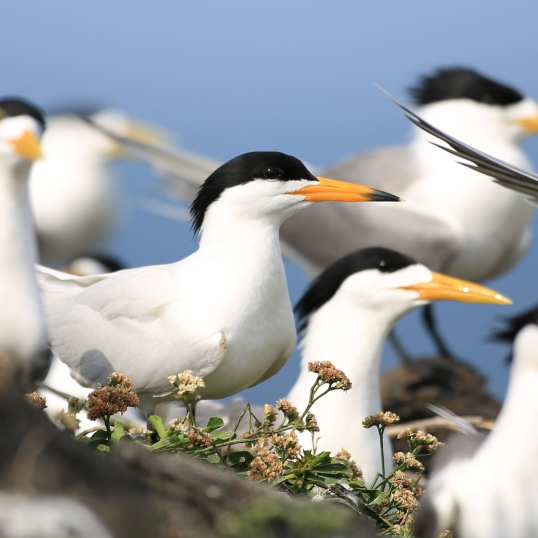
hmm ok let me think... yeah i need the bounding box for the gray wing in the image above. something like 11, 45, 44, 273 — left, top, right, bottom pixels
323, 144, 420, 196
281, 141, 459, 275
281, 200, 459, 276
391, 95, 538, 204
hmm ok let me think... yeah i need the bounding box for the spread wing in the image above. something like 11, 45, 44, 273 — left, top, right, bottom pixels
390, 94, 538, 205
36, 265, 227, 395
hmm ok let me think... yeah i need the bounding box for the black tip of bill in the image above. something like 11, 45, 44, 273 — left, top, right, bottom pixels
367, 189, 402, 202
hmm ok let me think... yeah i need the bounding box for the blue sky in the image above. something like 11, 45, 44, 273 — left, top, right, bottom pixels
4, 1, 538, 404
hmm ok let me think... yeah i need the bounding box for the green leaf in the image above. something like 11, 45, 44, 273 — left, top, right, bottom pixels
368, 491, 389, 506
111, 420, 125, 441
148, 415, 171, 439
204, 453, 221, 464
96, 444, 110, 452
272, 474, 295, 486
229, 450, 254, 464
228, 450, 254, 471
148, 438, 172, 451
311, 463, 351, 475
90, 429, 109, 440
204, 417, 224, 433
305, 477, 329, 488
210, 430, 235, 441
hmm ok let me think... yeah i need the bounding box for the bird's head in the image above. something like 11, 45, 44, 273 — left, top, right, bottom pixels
492, 303, 538, 366
190, 151, 400, 235
296, 247, 511, 336
0, 98, 44, 164
409, 67, 538, 143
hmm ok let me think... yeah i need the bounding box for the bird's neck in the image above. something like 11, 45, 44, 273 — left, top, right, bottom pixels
487, 329, 538, 442
297, 297, 392, 412
287, 296, 400, 482
197, 206, 283, 256
0, 159, 40, 284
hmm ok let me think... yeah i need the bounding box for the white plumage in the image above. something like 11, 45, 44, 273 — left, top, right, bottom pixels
36, 152, 397, 405
29, 109, 172, 264
0, 99, 49, 384
286, 248, 511, 483
415, 314, 538, 538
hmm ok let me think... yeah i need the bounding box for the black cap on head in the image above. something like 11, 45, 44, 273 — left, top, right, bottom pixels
0, 97, 46, 131
409, 67, 523, 107
295, 247, 417, 336
190, 151, 317, 235
491, 303, 538, 363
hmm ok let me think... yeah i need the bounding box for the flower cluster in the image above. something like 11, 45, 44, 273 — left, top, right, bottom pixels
263, 404, 277, 424
168, 370, 205, 399
308, 361, 352, 390
389, 470, 414, 489
87, 372, 139, 421
276, 398, 298, 420
23, 391, 47, 409
248, 447, 284, 482
397, 428, 443, 452
336, 449, 364, 481
393, 451, 424, 471
128, 427, 152, 437
169, 416, 192, 434
362, 411, 400, 429
188, 429, 211, 447
391, 488, 420, 528
269, 431, 301, 458
304, 412, 319, 432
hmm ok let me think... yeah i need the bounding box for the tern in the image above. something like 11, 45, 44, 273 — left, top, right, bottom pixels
95, 68, 538, 359
414, 305, 538, 538
36, 151, 399, 405
0, 98, 49, 385
286, 247, 511, 483
29, 108, 172, 265
282, 68, 538, 358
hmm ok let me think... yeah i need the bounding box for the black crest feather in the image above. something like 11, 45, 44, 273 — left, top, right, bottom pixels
295, 247, 416, 336
189, 151, 316, 235
491, 303, 538, 363
409, 67, 523, 107
0, 97, 46, 131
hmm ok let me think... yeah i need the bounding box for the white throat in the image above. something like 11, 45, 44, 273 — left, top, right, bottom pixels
287, 292, 405, 483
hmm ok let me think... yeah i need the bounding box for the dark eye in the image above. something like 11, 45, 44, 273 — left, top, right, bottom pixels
263, 167, 282, 180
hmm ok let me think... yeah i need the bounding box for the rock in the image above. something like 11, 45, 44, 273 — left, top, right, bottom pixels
0, 391, 378, 538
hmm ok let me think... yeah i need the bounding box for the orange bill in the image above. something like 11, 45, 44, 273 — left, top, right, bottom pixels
515, 109, 538, 132
10, 130, 42, 161
402, 271, 512, 305
290, 176, 401, 202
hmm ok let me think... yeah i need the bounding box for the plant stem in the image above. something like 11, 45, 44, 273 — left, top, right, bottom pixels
103, 414, 112, 440
378, 425, 386, 489
184, 396, 197, 428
